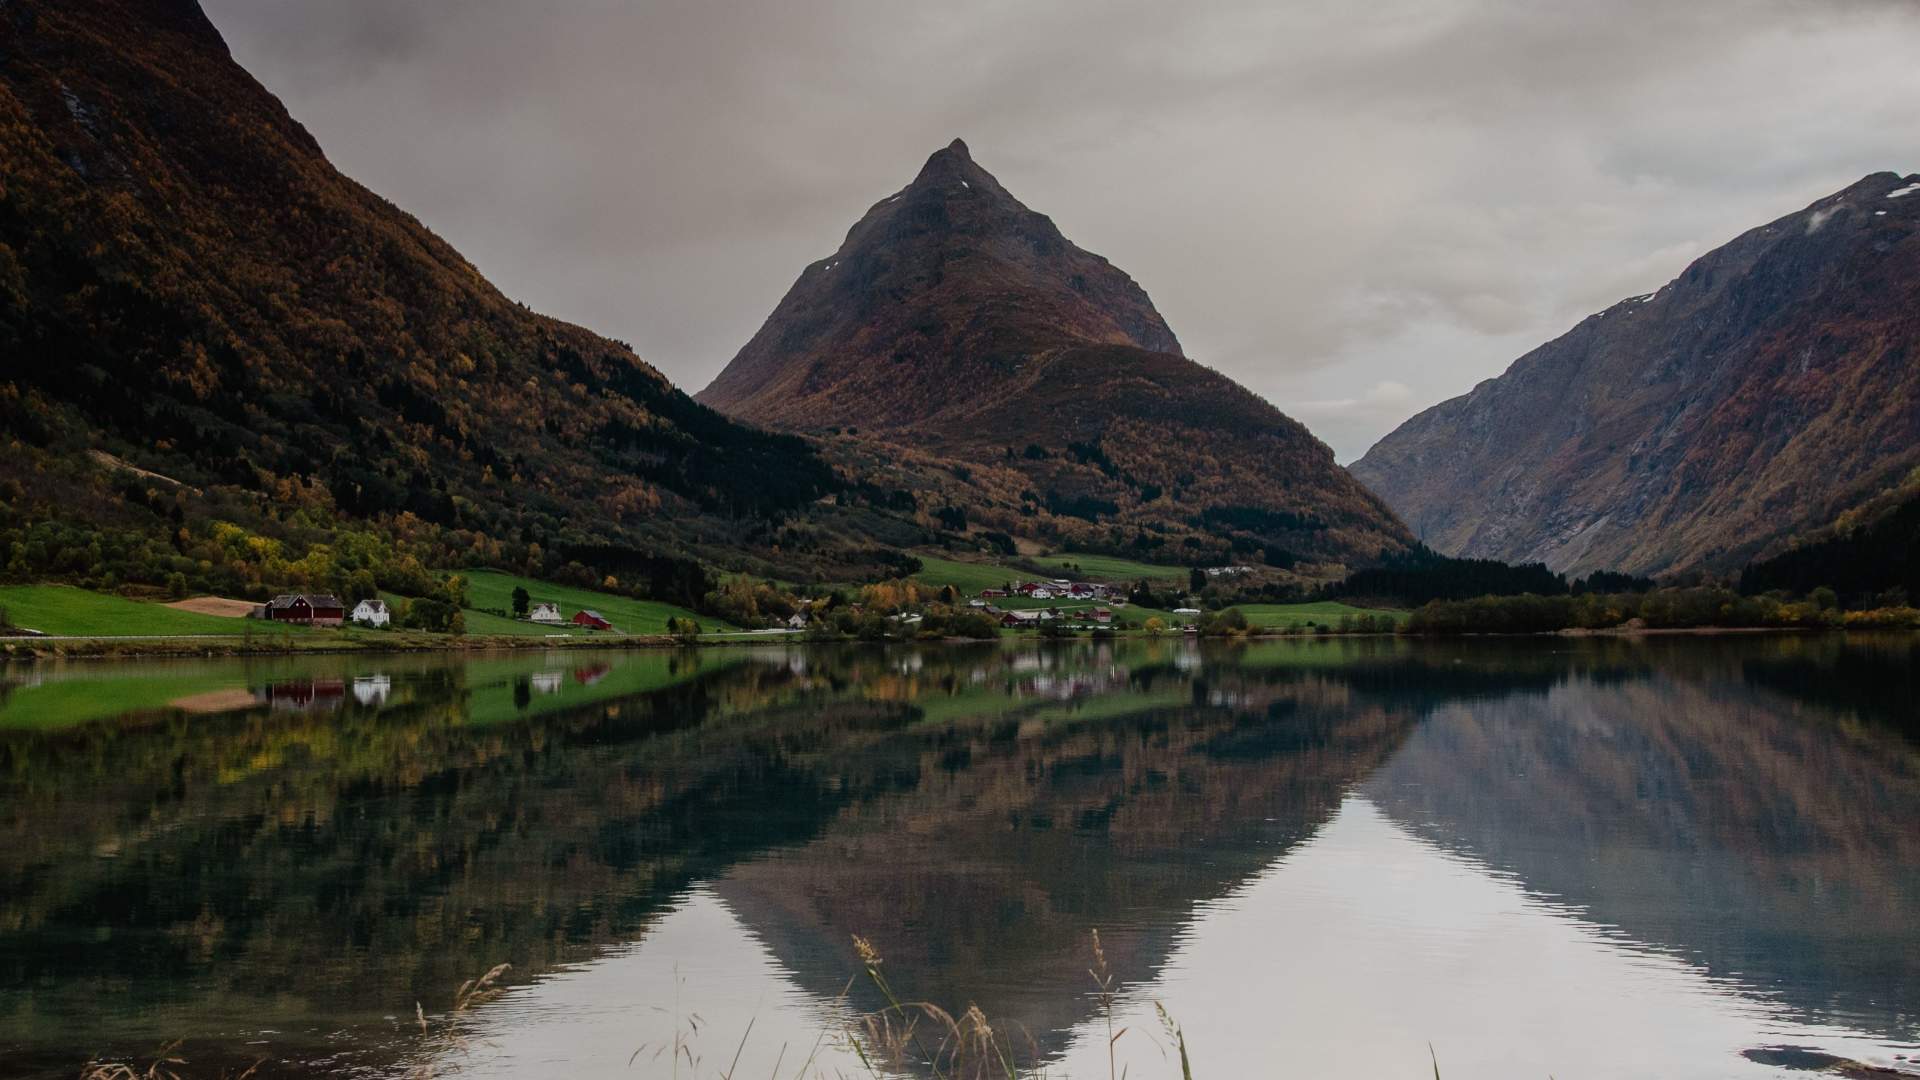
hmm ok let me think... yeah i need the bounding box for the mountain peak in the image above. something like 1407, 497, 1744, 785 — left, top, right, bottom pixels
699, 141, 1188, 426
695, 142, 1410, 566
912, 137, 986, 188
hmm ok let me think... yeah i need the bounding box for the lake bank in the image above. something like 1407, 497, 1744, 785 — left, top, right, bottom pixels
3, 622, 1894, 662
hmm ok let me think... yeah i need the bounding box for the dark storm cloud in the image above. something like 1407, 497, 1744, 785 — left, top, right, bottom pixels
204, 0, 1920, 460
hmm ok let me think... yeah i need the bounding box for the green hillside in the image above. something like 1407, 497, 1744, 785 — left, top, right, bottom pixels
0, 585, 288, 637
1023, 553, 1188, 583
1238, 602, 1407, 629
461, 570, 734, 635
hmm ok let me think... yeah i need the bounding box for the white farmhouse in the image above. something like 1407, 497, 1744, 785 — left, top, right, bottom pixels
350, 599, 390, 627
528, 602, 564, 625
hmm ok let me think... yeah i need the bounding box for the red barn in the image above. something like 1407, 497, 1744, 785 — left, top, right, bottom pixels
264, 593, 346, 627
572, 609, 613, 632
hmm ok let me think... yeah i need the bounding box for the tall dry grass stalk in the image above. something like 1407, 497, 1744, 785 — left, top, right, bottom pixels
78, 1040, 259, 1080
404, 961, 512, 1079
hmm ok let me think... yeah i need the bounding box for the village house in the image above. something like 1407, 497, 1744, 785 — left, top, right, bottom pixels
263, 594, 346, 627
350, 599, 389, 627
572, 610, 614, 632
528, 601, 565, 625
787, 612, 809, 629
979, 588, 1007, 599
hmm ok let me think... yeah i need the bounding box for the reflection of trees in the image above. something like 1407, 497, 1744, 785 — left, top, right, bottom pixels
3, 636, 1914, 1072
0, 656, 850, 1062
1364, 650, 1920, 1041
717, 657, 1428, 1061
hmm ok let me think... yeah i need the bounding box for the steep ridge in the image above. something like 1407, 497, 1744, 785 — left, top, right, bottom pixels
700, 141, 1411, 567
1350, 172, 1920, 577
0, 0, 842, 576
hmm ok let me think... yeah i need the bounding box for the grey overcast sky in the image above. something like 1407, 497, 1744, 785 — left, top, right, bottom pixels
204, 0, 1920, 461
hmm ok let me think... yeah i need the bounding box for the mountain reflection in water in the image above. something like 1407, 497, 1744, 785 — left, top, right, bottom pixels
0, 635, 1914, 1079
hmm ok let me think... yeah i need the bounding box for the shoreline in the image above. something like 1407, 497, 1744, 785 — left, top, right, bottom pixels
2, 623, 1883, 662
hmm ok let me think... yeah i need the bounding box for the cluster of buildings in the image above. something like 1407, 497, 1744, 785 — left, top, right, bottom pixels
252, 594, 618, 632
527, 602, 614, 631
254, 594, 385, 627
977, 578, 1121, 602
962, 577, 1122, 628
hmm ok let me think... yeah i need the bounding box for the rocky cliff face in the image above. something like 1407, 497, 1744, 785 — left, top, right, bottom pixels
699, 140, 1411, 567
1350, 172, 1920, 577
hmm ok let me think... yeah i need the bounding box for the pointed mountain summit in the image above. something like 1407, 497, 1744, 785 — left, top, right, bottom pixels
698, 139, 1182, 428
1350, 171, 1920, 577
699, 142, 1411, 567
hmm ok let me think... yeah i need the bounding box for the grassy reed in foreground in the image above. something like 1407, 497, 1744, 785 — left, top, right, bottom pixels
75, 934, 1594, 1079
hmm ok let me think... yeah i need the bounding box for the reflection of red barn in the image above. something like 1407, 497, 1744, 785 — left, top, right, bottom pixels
265, 594, 346, 627
572, 663, 612, 686
261, 679, 346, 711
572, 610, 613, 632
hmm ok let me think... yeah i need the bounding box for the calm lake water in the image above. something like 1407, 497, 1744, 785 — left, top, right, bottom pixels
2, 636, 1917, 1078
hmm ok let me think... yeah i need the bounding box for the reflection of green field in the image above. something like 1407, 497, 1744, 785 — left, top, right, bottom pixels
0, 650, 746, 732
0, 585, 294, 637
458, 649, 742, 726
906, 675, 1186, 728
459, 570, 730, 635
0, 671, 247, 729
1230, 636, 1412, 669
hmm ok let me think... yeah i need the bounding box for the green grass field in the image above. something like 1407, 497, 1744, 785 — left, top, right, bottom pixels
0, 585, 290, 637
1023, 553, 1189, 584
459, 570, 732, 635
910, 555, 1028, 596
913, 552, 1191, 596
1236, 602, 1407, 628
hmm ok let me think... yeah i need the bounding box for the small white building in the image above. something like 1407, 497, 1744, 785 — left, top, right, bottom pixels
350, 599, 390, 627
1172, 607, 1203, 616
528, 601, 564, 624
787, 612, 809, 629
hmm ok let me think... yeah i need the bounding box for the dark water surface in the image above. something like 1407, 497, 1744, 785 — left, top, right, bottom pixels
1, 636, 1917, 1078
